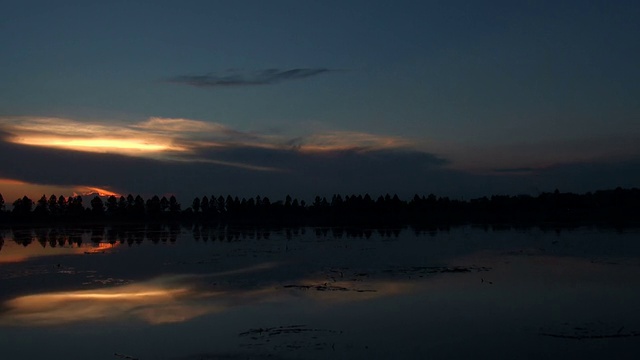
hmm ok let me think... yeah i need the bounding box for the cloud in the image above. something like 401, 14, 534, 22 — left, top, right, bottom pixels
293, 131, 414, 152
167, 68, 333, 87
0, 133, 464, 200
1, 116, 190, 156
2, 116, 638, 201
1, 115, 435, 199
0, 116, 415, 166
132, 117, 230, 133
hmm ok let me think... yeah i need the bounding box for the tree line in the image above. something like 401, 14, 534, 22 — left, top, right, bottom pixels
0, 187, 639, 226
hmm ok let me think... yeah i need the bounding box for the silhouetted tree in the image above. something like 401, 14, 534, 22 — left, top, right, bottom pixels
33, 195, 49, 217
192, 197, 201, 213
169, 195, 181, 214
57, 195, 68, 214
217, 196, 226, 213
68, 196, 84, 216
209, 195, 218, 212
201, 196, 210, 214
126, 194, 135, 213
106, 195, 118, 216
13, 196, 33, 216
225, 195, 234, 213
0, 193, 4, 211
91, 196, 104, 215
146, 195, 161, 218
160, 196, 169, 213
48, 195, 58, 215
117, 196, 127, 214
132, 195, 145, 217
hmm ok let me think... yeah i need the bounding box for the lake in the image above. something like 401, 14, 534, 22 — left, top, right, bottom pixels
1, 225, 640, 359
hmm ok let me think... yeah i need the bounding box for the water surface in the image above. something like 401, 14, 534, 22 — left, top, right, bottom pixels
1, 225, 639, 359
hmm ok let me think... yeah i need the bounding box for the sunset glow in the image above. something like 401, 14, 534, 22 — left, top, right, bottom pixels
0, 178, 122, 203
1, 116, 418, 168
2, 117, 198, 157
75, 186, 121, 197
0, 271, 418, 326
11, 136, 186, 154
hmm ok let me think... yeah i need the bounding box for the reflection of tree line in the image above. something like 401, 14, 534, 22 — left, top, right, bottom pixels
1, 224, 409, 249
0, 187, 639, 226
6, 224, 181, 248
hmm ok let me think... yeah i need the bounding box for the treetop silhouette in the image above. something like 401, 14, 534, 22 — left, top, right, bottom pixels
0, 188, 638, 226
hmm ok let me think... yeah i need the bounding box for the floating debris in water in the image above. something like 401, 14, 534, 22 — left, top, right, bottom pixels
539, 321, 640, 340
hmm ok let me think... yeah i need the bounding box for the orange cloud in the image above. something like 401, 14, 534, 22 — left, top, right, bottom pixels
0, 178, 121, 202
3, 117, 189, 156
73, 186, 121, 197
1, 116, 414, 160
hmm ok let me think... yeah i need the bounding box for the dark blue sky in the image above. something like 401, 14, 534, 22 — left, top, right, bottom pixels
1, 0, 639, 201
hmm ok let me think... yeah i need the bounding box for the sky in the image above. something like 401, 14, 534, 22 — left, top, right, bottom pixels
1, 0, 639, 203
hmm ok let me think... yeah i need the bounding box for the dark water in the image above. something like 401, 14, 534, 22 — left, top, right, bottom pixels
1, 226, 640, 359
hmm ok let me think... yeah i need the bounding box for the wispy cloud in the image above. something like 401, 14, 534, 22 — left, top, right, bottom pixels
293, 131, 414, 153
0, 115, 425, 197
0, 116, 413, 164
167, 68, 333, 87
133, 117, 229, 133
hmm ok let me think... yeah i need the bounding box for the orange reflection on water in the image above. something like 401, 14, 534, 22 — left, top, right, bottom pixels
79, 242, 120, 254
0, 276, 215, 326
0, 268, 421, 327
0, 241, 119, 264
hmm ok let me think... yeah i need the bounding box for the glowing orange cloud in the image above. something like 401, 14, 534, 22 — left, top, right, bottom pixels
73, 186, 121, 197
11, 136, 186, 154
0, 178, 122, 203
0, 178, 26, 185
0, 116, 418, 171
3, 117, 191, 156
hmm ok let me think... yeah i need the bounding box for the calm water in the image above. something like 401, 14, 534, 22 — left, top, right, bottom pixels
1, 225, 639, 359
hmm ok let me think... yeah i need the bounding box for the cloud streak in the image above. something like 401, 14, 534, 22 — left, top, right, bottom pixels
0, 116, 414, 167
2, 116, 638, 201
0, 116, 439, 198
167, 68, 333, 87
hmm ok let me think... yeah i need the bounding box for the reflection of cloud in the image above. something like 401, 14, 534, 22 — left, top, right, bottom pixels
0, 277, 205, 326
0, 238, 119, 264
167, 68, 332, 87
0, 267, 419, 326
